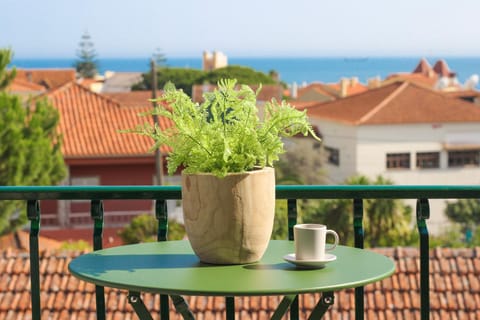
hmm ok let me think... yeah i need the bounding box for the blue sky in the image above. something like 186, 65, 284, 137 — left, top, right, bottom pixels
1, 0, 480, 58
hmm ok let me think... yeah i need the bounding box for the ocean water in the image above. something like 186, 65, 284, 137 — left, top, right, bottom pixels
10, 56, 480, 87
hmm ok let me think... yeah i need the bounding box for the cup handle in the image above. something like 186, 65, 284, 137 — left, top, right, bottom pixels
325, 230, 339, 251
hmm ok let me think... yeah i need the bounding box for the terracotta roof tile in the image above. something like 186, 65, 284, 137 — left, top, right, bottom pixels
15, 68, 76, 90
103, 91, 156, 108
2, 246, 480, 318
305, 81, 480, 125
413, 58, 434, 75
46, 82, 173, 159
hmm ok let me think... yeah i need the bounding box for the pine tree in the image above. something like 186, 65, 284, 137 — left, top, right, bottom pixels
0, 48, 16, 90
74, 31, 99, 78
0, 49, 66, 235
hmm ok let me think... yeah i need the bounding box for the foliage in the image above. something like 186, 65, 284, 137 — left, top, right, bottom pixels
127, 79, 320, 177
74, 31, 99, 78
302, 175, 415, 247
444, 198, 480, 245
272, 200, 289, 240
118, 214, 185, 244
0, 94, 66, 235
0, 48, 16, 90
60, 240, 92, 251
132, 65, 277, 97
198, 66, 276, 86
152, 47, 167, 68
275, 140, 325, 185
132, 67, 204, 96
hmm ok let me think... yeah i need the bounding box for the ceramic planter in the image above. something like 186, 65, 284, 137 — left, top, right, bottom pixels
181, 167, 275, 264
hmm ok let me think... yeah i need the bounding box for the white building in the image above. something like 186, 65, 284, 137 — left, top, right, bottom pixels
304, 81, 480, 233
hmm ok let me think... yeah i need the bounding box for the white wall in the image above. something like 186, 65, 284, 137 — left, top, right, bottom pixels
313, 120, 480, 234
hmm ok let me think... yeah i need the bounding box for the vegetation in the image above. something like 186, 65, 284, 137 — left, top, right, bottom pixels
118, 214, 185, 244
443, 198, 480, 246
0, 48, 16, 90
302, 175, 415, 247
127, 79, 319, 177
74, 31, 99, 78
132, 65, 278, 97
0, 49, 66, 235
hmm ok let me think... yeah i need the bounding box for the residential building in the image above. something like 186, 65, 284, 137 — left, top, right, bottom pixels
202, 50, 228, 71
300, 81, 480, 233
39, 82, 176, 231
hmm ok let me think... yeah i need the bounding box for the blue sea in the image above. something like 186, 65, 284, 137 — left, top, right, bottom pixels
10, 56, 480, 88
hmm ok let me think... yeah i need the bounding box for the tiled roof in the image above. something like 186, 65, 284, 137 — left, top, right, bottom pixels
383, 73, 438, 88
412, 58, 433, 76
15, 68, 76, 90
7, 78, 46, 93
103, 91, 156, 108
46, 82, 173, 159
2, 246, 479, 319
305, 81, 480, 125
433, 59, 453, 77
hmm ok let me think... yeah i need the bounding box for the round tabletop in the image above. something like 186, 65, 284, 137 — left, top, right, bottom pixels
68, 240, 395, 296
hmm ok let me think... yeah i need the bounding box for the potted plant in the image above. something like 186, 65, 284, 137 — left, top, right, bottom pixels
129, 79, 320, 264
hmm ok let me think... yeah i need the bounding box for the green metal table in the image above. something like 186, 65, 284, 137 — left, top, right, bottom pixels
68, 240, 395, 319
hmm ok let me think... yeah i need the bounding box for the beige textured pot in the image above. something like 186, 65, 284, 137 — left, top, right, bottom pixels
181, 167, 275, 264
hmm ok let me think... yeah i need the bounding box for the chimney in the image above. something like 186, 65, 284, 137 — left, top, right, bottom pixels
340, 78, 348, 97
291, 82, 298, 99
368, 76, 381, 89
350, 77, 359, 87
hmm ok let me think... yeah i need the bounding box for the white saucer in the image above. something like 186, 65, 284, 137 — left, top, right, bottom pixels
283, 253, 336, 269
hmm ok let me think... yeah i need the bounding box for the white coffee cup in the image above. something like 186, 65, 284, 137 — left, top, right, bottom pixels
294, 224, 339, 260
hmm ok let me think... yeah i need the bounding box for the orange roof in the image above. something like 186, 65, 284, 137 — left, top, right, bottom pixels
46, 82, 173, 159
306, 81, 480, 125
16, 68, 76, 90
328, 79, 368, 96
7, 78, 46, 92
2, 246, 479, 319
383, 73, 438, 88
103, 91, 156, 108
433, 59, 453, 77
412, 58, 433, 75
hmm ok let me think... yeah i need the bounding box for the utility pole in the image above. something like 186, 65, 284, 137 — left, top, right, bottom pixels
150, 59, 164, 186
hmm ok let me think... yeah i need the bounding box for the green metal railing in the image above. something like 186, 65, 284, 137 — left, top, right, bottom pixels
2, 185, 480, 319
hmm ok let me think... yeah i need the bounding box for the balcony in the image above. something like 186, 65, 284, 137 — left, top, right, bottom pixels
1, 185, 479, 319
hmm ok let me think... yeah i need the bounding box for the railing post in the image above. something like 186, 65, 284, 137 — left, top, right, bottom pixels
91, 200, 106, 320
287, 199, 299, 320
416, 198, 430, 320
353, 198, 364, 320
27, 200, 41, 320
155, 200, 170, 319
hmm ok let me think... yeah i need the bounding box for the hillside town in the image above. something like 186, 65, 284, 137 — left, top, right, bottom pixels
2, 49, 480, 319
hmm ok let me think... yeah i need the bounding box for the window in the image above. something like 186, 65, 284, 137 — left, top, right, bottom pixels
325, 146, 339, 166
416, 152, 440, 169
386, 153, 410, 169
448, 150, 480, 167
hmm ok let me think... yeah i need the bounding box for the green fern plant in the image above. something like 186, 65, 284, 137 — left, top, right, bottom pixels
128, 79, 320, 177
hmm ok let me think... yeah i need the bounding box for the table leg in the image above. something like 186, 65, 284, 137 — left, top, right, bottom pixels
308, 292, 334, 320
270, 295, 297, 320
128, 291, 154, 320
171, 295, 195, 320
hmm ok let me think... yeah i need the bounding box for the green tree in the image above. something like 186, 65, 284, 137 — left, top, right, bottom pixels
0, 94, 66, 235
444, 198, 480, 244
74, 31, 99, 78
199, 66, 276, 86
0, 48, 16, 90
132, 65, 277, 97
303, 175, 415, 247
152, 47, 167, 68
118, 214, 186, 244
